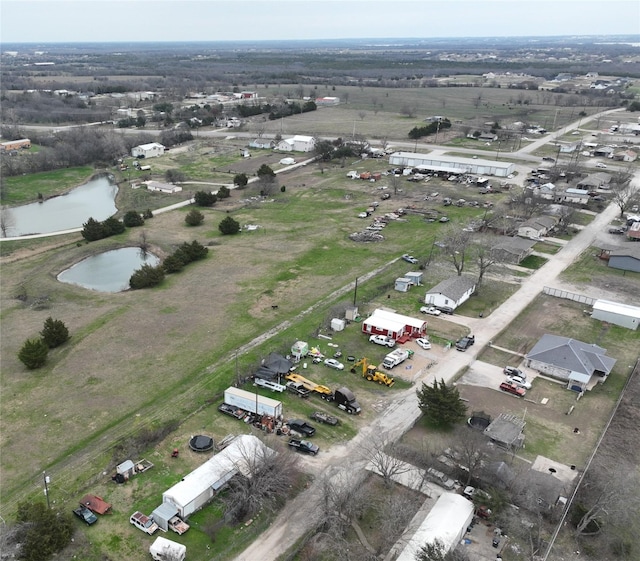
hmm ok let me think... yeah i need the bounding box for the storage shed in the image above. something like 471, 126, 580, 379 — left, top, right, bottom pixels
116, 460, 135, 479
151, 502, 180, 532
131, 142, 165, 159
404, 271, 423, 286
162, 435, 274, 518
394, 277, 412, 292
591, 300, 640, 330
394, 493, 474, 561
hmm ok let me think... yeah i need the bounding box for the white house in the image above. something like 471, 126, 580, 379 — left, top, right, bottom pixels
161, 435, 274, 518
131, 142, 165, 159
517, 216, 558, 239
145, 181, 183, 194
394, 493, 474, 561
276, 135, 316, 152
424, 275, 476, 310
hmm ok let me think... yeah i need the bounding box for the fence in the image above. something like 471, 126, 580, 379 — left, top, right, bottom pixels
543, 286, 596, 306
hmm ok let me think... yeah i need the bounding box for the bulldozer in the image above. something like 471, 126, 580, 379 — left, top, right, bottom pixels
351, 358, 394, 387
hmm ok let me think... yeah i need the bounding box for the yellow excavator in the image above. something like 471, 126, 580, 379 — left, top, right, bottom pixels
351, 358, 395, 387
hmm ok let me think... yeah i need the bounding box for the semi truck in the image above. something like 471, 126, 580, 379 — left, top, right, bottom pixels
222, 386, 283, 418
285, 373, 361, 414
382, 348, 411, 369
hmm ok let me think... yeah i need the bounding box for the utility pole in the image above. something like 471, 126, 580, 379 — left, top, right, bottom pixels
43, 471, 51, 508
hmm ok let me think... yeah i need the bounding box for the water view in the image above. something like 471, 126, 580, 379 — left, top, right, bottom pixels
57, 247, 160, 293
3, 174, 118, 237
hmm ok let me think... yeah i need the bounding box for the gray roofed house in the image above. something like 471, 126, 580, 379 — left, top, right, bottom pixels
517, 215, 558, 239
424, 275, 476, 310
608, 245, 640, 273
525, 334, 616, 392
491, 237, 537, 264
577, 172, 612, 189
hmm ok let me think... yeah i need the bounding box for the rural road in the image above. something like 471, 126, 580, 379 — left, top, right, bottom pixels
230, 173, 634, 561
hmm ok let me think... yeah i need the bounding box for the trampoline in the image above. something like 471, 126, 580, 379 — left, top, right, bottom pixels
189, 435, 214, 452
467, 411, 491, 431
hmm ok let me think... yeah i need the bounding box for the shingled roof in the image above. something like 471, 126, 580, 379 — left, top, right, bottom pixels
425, 275, 476, 302
526, 335, 616, 376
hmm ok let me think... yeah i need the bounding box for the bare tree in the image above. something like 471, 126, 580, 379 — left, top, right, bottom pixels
400, 105, 417, 118
317, 467, 368, 538
360, 434, 412, 489
472, 235, 503, 289
222, 436, 300, 524
445, 426, 491, 486
358, 111, 366, 121
0, 206, 15, 238
388, 173, 402, 197
608, 168, 636, 218
438, 225, 473, 276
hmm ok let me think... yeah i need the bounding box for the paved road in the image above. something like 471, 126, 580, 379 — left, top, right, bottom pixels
230, 173, 634, 561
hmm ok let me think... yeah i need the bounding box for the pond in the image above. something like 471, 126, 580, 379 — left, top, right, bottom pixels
57, 247, 160, 293
3, 174, 118, 237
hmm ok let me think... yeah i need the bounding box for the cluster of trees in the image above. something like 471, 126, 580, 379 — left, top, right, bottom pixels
82, 210, 152, 241
18, 317, 70, 369
408, 118, 452, 139
130, 240, 208, 289
235, 99, 317, 120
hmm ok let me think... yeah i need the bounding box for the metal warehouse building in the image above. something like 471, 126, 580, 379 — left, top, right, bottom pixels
591, 300, 640, 330
388, 152, 515, 177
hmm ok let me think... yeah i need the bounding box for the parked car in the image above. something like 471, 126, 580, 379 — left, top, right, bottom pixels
310, 411, 339, 426
130, 511, 159, 535
73, 505, 98, 526
439, 216, 450, 223
595, 162, 607, 168
435, 305, 454, 315
542, 157, 555, 163
507, 375, 532, 390
609, 226, 625, 234
503, 366, 523, 377
286, 381, 311, 398
369, 334, 395, 348
401, 253, 418, 264
416, 338, 432, 350
426, 467, 456, 490
324, 358, 345, 370
288, 438, 319, 455
420, 306, 441, 316
499, 382, 526, 397
287, 419, 316, 437
455, 335, 475, 351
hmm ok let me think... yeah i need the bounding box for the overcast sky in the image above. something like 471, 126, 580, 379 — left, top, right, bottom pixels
1, 0, 639, 44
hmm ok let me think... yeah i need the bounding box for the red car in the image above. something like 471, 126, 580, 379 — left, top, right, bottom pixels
499, 382, 526, 397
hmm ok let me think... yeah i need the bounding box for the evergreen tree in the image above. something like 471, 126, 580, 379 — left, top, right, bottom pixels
256, 164, 275, 178
129, 264, 165, 289
40, 317, 69, 348
123, 210, 144, 227
102, 216, 125, 236
162, 253, 185, 274
143, 209, 154, 219
233, 173, 248, 188
18, 338, 49, 369
194, 190, 217, 207
417, 379, 467, 428
219, 216, 241, 235
185, 209, 204, 226
16, 501, 74, 561
217, 185, 231, 199
81, 217, 106, 241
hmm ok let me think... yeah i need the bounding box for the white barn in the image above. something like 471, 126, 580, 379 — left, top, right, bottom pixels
161, 435, 274, 518
276, 135, 316, 152
591, 300, 640, 330
395, 493, 474, 561
132, 142, 166, 159
424, 275, 476, 310
388, 152, 515, 177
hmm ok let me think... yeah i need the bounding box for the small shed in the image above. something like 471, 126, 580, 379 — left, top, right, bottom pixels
404, 271, 423, 286
591, 300, 640, 330
151, 502, 180, 532
394, 277, 412, 292
116, 460, 135, 479
331, 318, 346, 331
484, 413, 526, 449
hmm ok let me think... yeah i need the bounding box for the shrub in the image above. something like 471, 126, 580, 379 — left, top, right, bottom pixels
18, 338, 49, 369
219, 216, 241, 235
40, 317, 69, 348
162, 253, 185, 274
81, 217, 106, 241
102, 217, 126, 236
123, 210, 144, 227
233, 173, 248, 188
143, 209, 154, 219
129, 264, 165, 289
217, 185, 231, 199
185, 209, 204, 226
177, 240, 208, 262
194, 190, 217, 207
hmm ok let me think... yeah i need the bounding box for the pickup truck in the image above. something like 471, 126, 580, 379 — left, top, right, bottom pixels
168, 515, 190, 535
455, 335, 475, 351
130, 511, 159, 535
288, 438, 319, 455
218, 403, 247, 420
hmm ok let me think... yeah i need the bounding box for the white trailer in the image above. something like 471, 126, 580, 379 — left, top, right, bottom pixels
149, 536, 186, 561
223, 386, 283, 418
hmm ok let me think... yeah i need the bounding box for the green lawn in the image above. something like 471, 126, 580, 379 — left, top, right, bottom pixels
1, 166, 95, 205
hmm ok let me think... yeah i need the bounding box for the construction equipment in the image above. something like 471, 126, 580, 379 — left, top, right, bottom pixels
351, 358, 395, 387
285, 373, 361, 414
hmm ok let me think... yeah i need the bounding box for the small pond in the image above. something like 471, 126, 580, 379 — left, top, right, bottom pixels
57, 247, 160, 293
3, 174, 118, 237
